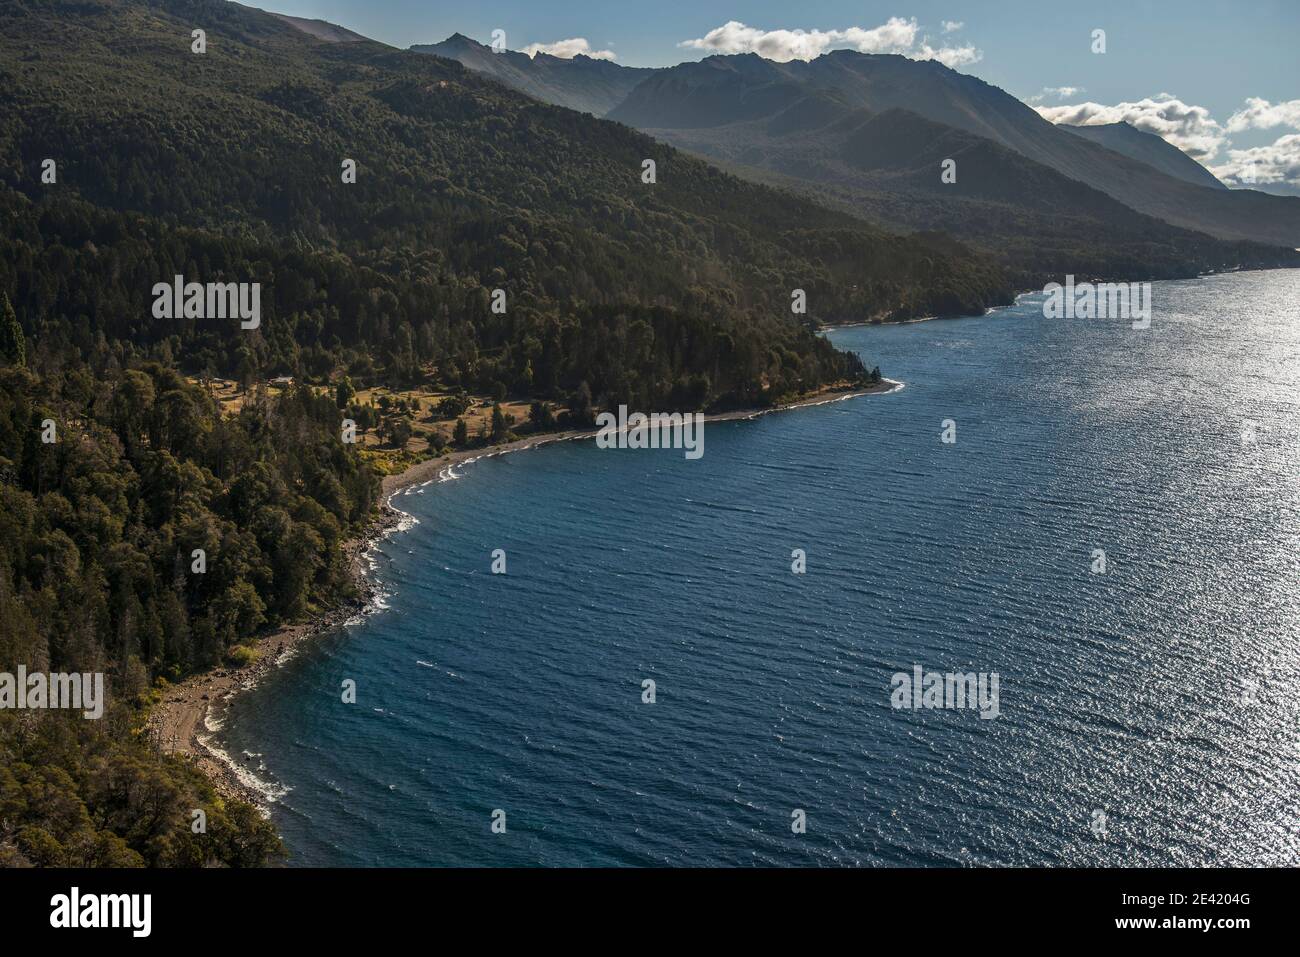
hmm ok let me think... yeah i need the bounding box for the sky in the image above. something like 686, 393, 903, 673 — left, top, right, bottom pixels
246, 1, 1300, 189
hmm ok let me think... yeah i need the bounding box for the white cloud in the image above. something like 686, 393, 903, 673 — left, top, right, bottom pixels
1030, 92, 1300, 190
917, 42, 982, 68
679, 18, 914, 60
1210, 134, 1300, 188
941, 20, 964, 33
520, 37, 616, 61
677, 18, 982, 67
1027, 86, 1084, 103
1226, 97, 1300, 133
1035, 93, 1227, 160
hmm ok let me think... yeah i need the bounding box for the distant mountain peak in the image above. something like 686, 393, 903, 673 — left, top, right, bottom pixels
1061, 121, 1227, 191
413, 32, 660, 116
610, 47, 1294, 245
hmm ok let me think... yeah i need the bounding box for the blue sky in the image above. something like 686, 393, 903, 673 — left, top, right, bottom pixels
249, 1, 1300, 186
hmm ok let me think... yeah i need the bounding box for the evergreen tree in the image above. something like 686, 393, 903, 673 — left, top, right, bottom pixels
0, 292, 24, 367
529, 400, 556, 430
569, 382, 594, 426
336, 375, 356, 409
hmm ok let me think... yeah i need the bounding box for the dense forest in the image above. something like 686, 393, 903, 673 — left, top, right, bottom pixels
0, 0, 1017, 866
0, 334, 366, 864
0, 0, 1016, 410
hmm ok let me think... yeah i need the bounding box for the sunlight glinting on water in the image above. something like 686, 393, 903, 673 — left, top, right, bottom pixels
222, 271, 1300, 867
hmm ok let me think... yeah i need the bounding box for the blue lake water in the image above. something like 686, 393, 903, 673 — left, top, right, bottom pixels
221, 271, 1300, 866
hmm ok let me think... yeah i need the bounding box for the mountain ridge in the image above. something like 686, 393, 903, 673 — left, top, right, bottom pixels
413, 33, 659, 116
607, 50, 1300, 248
422, 36, 1300, 253
1061, 121, 1227, 191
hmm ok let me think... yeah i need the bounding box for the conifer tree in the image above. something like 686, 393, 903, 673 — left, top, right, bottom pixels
0, 292, 25, 367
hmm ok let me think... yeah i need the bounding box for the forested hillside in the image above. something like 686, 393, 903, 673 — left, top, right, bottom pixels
0, 343, 356, 864
1, 0, 1013, 411
428, 36, 1300, 285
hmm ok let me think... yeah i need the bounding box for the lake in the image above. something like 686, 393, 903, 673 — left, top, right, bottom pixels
221, 270, 1300, 866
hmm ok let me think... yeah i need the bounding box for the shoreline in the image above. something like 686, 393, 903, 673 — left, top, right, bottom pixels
144, 508, 399, 808
381, 378, 902, 496
822, 291, 1040, 331
145, 378, 901, 809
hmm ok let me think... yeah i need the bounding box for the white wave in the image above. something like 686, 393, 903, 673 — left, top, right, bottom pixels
198, 732, 290, 807
879, 378, 906, 395
386, 510, 420, 535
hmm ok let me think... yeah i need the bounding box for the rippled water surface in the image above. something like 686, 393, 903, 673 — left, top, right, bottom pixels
222, 271, 1300, 866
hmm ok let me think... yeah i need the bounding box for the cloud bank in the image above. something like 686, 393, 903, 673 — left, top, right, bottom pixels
1037, 93, 1300, 190
1034, 93, 1226, 159
678, 18, 982, 68
521, 38, 616, 61
1226, 97, 1300, 133
1210, 135, 1300, 188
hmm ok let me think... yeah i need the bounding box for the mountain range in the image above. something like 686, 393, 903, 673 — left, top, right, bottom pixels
0, 0, 1024, 408
420, 35, 1300, 280
411, 33, 656, 117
